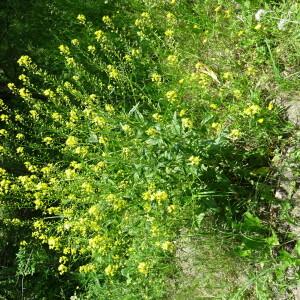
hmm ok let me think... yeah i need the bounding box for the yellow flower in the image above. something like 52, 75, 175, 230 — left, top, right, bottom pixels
92, 161, 107, 171
74, 146, 88, 157
142, 190, 153, 201
29, 110, 38, 119
58, 264, 68, 275
87, 45, 96, 54
69, 109, 78, 122
105, 264, 118, 277
165, 90, 177, 102
154, 190, 168, 202
166, 12, 175, 21
88, 205, 100, 216
179, 109, 186, 117
71, 39, 79, 46
268, 102, 274, 110
121, 124, 132, 134
18, 74, 28, 83
233, 89, 242, 99
58, 45, 70, 55
15, 114, 23, 122
246, 66, 256, 76
0, 145, 6, 154
258, 118, 264, 124
188, 155, 201, 166
41, 164, 54, 175
79, 264, 96, 273
48, 236, 60, 250
161, 241, 174, 252
102, 15, 112, 25
43, 89, 55, 98
92, 115, 105, 127
107, 65, 119, 79
215, 5, 222, 12
167, 204, 176, 213
7, 83, 16, 90
244, 104, 260, 116
16, 147, 24, 154
17, 55, 32, 67
222, 72, 233, 80
229, 129, 241, 140
211, 122, 221, 131
167, 54, 178, 64
182, 118, 193, 129
0, 167, 6, 176
141, 12, 150, 19
19, 88, 31, 99
81, 182, 93, 193
0, 129, 8, 136
146, 127, 158, 136
66, 57, 76, 66
254, 23, 262, 30
52, 112, 62, 122
165, 29, 174, 37
138, 262, 149, 275
131, 49, 140, 57
43, 137, 53, 145
95, 30, 105, 42
98, 136, 107, 145
152, 113, 162, 122
150, 73, 162, 84
77, 14, 86, 24
65, 136, 78, 147
105, 104, 115, 113
20, 240, 27, 246
210, 103, 218, 110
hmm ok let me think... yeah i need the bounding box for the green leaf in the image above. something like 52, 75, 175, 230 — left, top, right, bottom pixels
265, 230, 280, 247
295, 240, 300, 256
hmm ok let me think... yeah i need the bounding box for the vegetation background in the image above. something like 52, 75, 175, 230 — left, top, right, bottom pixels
0, 0, 299, 299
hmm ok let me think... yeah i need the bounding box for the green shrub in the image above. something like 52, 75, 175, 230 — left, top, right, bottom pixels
1, 0, 298, 299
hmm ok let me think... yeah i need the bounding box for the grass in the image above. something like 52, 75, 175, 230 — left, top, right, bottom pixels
0, 0, 299, 299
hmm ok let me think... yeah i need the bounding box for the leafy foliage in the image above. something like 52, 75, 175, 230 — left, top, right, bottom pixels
0, 0, 299, 299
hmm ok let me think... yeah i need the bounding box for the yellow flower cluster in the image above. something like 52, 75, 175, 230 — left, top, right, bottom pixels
71, 39, 79, 46
19, 88, 31, 100
188, 155, 201, 166
161, 241, 174, 252
143, 190, 168, 203
106, 194, 126, 211
65, 136, 78, 147
138, 262, 149, 275
150, 73, 162, 84
77, 14, 86, 24
167, 54, 178, 64
165, 90, 177, 102
229, 129, 241, 140
181, 118, 193, 129
165, 29, 174, 38
17, 55, 32, 67
79, 263, 96, 273
58, 45, 70, 55
146, 127, 158, 136
105, 264, 119, 277
43, 137, 53, 145
95, 30, 106, 42
107, 65, 119, 80
244, 104, 261, 116
102, 15, 112, 26
87, 45, 96, 54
